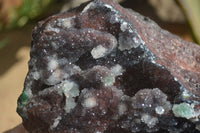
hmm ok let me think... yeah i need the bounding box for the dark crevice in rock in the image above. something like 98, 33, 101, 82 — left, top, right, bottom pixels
104, 127, 131, 133
115, 59, 181, 102
75, 51, 97, 70
40, 83, 53, 91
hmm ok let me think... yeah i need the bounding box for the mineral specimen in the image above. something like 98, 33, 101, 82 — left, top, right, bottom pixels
17, 0, 200, 132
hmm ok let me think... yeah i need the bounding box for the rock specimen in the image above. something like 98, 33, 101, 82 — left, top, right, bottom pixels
17, 0, 200, 132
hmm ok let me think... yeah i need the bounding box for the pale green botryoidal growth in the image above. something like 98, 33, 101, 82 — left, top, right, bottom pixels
172, 102, 194, 119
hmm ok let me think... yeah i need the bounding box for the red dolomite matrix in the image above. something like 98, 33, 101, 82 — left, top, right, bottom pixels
17, 0, 200, 132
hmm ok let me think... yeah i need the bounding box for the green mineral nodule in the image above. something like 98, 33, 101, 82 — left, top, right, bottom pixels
172, 102, 194, 119
17, 87, 29, 106
17, 87, 30, 120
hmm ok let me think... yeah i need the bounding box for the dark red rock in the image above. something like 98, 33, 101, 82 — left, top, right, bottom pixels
17, 0, 200, 132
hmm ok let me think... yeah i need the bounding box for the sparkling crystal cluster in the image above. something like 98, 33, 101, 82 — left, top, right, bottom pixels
17, 0, 200, 132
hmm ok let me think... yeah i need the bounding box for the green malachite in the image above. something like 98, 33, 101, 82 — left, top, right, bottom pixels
17, 87, 29, 120
17, 87, 29, 106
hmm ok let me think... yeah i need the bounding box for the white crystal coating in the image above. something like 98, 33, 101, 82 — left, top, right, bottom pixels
83, 97, 97, 108
111, 64, 124, 76
62, 80, 79, 98
120, 21, 128, 32
47, 69, 62, 85
24, 87, 33, 99
63, 81, 74, 92
62, 18, 72, 28
103, 4, 118, 13
141, 114, 158, 128
104, 2, 145, 51
50, 116, 62, 130
64, 98, 77, 113
119, 21, 134, 33
61, 80, 79, 113
118, 33, 139, 51
51, 42, 59, 49
57, 16, 75, 28
118, 103, 127, 116
182, 89, 191, 99
32, 71, 40, 80
91, 45, 108, 59
48, 58, 58, 71
45, 24, 60, 33
132, 37, 141, 47
155, 106, 165, 115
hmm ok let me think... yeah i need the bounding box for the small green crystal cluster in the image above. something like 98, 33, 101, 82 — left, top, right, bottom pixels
17, 87, 30, 119
172, 102, 194, 119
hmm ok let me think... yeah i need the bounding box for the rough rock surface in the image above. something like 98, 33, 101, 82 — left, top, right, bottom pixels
17, 0, 200, 132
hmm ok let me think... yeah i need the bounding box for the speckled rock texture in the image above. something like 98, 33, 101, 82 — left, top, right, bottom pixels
17, 0, 200, 132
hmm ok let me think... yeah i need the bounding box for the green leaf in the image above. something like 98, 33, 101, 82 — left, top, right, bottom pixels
178, 0, 200, 45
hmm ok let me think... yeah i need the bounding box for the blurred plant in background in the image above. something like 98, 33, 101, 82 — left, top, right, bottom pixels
0, 0, 55, 30
177, 0, 200, 44
0, 0, 199, 45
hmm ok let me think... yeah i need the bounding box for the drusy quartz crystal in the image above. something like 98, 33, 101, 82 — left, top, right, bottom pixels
17, 0, 200, 132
